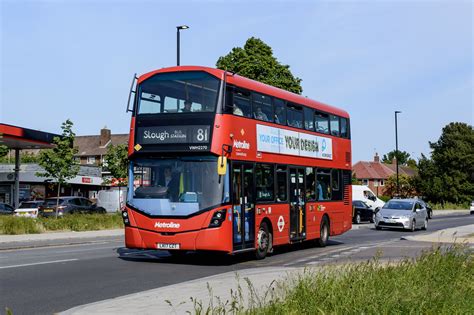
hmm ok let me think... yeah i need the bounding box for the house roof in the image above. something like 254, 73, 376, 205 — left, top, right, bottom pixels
74, 134, 128, 157
353, 161, 417, 179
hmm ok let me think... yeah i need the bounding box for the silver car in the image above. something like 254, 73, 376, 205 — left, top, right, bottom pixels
374, 199, 428, 232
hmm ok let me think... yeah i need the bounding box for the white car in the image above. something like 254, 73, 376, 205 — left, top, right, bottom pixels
14, 200, 44, 218
470, 200, 474, 215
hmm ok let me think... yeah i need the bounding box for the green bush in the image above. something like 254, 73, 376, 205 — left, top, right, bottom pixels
190, 246, 474, 314
0, 216, 43, 235
0, 213, 123, 234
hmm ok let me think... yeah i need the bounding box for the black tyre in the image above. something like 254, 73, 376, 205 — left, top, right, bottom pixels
354, 214, 361, 225
97, 207, 106, 214
317, 216, 329, 247
375, 225, 382, 230
410, 220, 416, 232
422, 218, 428, 230
370, 213, 375, 223
255, 222, 270, 260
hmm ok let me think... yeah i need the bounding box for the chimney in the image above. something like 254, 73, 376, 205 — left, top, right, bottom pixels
374, 153, 380, 163
100, 127, 111, 147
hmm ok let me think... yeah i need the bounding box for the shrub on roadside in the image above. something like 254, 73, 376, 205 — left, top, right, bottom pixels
0, 216, 43, 235
430, 202, 470, 210
0, 213, 123, 234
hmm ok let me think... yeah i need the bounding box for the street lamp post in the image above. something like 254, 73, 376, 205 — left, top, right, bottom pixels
395, 110, 402, 196
176, 25, 189, 66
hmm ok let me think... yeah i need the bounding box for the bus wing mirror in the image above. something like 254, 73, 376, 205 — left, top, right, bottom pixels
217, 156, 227, 175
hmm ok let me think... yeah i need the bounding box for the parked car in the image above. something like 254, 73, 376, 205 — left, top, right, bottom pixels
39, 197, 106, 217
418, 199, 433, 219
374, 199, 428, 232
470, 200, 474, 215
352, 200, 375, 224
14, 200, 44, 218
97, 189, 126, 213
0, 203, 15, 215
352, 185, 385, 211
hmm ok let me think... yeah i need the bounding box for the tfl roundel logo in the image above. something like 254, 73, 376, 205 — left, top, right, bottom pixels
322, 139, 327, 151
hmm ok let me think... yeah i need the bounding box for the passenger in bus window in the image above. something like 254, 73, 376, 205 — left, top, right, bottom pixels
254, 106, 269, 121
274, 106, 284, 124
180, 100, 192, 112
233, 104, 243, 116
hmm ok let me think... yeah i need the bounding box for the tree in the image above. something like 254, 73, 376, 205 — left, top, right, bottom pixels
103, 143, 128, 211
384, 174, 417, 198
36, 119, 80, 218
0, 145, 8, 158
382, 150, 412, 166
216, 37, 303, 94
414, 122, 474, 204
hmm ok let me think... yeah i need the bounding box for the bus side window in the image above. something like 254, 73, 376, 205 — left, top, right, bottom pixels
274, 99, 287, 125
330, 115, 340, 137
316, 168, 331, 201
233, 89, 252, 118
305, 167, 316, 201
331, 169, 342, 201
255, 164, 274, 201
287, 103, 303, 129
304, 107, 315, 131
275, 166, 287, 202
315, 112, 329, 134
340, 117, 349, 138
252, 93, 273, 122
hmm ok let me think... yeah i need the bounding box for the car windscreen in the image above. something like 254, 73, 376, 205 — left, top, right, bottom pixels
383, 200, 414, 210
137, 71, 220, 115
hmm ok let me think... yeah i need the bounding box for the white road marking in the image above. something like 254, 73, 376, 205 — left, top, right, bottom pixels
0, 258, 78, 269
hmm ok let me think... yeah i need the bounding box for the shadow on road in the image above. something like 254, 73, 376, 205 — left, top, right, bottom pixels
116, 239, 347, 266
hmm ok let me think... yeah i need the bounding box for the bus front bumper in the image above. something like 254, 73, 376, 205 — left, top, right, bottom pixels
125, 225, 233, 253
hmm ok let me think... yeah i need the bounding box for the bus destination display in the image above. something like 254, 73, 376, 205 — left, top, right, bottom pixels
137, 125, 210, 145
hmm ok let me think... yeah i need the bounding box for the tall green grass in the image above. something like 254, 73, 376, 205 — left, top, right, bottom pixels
188, 246, 474, 314
431, 202, 470, 210
0, 213, 123, 235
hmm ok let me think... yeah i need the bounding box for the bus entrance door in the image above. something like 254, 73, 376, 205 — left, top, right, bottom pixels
289, 168, 306, 241
232, 163, 255, 251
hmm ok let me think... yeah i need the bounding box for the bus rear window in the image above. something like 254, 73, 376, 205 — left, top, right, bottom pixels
137, 71, 220, 115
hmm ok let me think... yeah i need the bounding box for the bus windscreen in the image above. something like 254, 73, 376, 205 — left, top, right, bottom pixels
137, 71, 220, 115
128, 156, 230, 216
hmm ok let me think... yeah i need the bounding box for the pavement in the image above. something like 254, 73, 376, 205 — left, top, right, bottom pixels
402, 224, 474, 244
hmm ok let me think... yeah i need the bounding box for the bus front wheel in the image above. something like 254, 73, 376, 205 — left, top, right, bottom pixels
255, 222, 270, 260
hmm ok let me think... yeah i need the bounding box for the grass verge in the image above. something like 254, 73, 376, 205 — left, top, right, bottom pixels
431, 202, 470, 210
188, 246, 474, 314
0, 213, 123, 235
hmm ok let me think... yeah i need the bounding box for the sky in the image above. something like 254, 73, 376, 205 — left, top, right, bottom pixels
1, 0, 472, 163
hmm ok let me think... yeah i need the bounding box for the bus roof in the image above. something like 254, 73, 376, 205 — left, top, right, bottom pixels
137, 65, 350, 118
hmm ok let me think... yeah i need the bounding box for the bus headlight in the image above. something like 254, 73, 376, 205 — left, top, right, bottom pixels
209, 209, 227, 228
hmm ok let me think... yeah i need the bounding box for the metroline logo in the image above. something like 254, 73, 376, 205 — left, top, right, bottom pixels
154, 222, 181, 229
233, 140, 250, 150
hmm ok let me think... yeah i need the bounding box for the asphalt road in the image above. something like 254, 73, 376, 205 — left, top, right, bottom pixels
1, 214, 473, 315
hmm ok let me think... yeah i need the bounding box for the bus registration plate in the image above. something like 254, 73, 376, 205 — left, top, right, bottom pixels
157, 243, 180, 250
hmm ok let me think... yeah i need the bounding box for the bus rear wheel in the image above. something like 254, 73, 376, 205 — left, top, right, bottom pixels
255, 222, 270, 260
316, 217, 329, 247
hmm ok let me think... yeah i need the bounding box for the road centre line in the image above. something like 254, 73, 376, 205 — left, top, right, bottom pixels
0, 258, 78, 269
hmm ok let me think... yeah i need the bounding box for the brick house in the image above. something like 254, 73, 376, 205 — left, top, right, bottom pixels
352, 153, 417, 196
74, 127, 128, 177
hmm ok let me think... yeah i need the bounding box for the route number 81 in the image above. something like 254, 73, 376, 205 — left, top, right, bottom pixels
196, 128, 208, 142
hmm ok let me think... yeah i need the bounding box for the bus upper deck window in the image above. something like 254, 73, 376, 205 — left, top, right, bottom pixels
330, 115, 340, 137
315, 112, 329, 134
340, 117, 349, 138
287, 104, 303, 129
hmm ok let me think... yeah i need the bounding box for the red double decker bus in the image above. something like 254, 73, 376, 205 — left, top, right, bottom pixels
123, 66, 352, 259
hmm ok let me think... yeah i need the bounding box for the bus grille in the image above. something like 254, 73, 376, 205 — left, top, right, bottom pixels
343, 170, 351, 205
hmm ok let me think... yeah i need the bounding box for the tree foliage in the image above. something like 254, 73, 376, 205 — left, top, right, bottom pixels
36, 120, 80, 217
216, 37, 303, 94
103, 143, 128, 186
384, 174, 417, 198
382, 150, 414, 166
414, 122, 474, 204
0, 145, 8, 158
